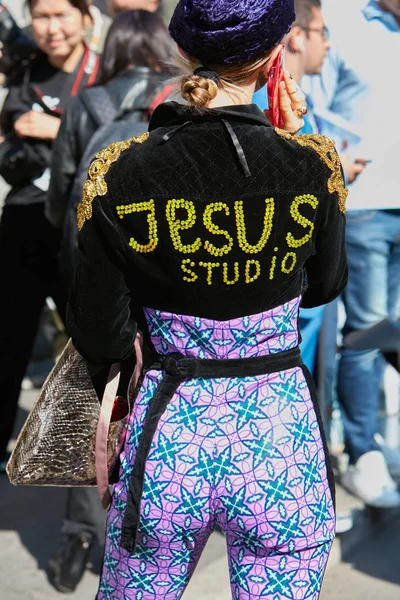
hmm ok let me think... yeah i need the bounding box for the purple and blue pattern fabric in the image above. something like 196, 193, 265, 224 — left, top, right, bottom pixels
98, 297, 335, 600
144, 296, 300, 360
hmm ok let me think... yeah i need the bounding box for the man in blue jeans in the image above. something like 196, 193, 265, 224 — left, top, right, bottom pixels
305, 0, 400, 507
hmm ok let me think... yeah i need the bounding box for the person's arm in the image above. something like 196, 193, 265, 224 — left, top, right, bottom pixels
0, 80, 25, 134
67, 186, 137, 376
303, 31, 368, 124
46, 98, 80, 228
302, 189, 348, 308
0, 86, 54, 185
0, 82, 55, 173
1, 63, 59, 142
327, 56, 368, 124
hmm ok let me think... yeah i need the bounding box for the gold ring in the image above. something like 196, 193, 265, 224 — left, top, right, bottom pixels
295, 106, 308, 118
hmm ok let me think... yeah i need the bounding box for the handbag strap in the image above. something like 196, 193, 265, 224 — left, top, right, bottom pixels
96, 333, 144, 509
147, 82, 177, 117
96, 362, 121, 508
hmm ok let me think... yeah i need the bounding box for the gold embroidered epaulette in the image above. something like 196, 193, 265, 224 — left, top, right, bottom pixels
77, 132, 149, 231
274, 128, 348, 214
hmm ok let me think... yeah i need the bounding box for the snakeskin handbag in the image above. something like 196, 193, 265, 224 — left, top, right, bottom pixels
6, 337, 142, 502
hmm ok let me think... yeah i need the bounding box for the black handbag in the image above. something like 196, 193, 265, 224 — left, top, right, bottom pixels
0, 132, 51, 186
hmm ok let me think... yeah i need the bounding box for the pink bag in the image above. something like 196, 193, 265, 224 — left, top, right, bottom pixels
96, 334, 143, 508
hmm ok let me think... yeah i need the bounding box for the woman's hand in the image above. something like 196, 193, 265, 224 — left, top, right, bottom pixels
265, 71, 308, 135
14, 111, 61, 140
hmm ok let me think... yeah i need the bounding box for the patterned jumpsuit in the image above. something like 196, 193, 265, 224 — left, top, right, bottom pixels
68, 103, 348, 600
96, 296, 335, 600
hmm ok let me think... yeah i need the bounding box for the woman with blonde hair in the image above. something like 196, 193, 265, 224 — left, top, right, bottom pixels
69, 1, 348, 597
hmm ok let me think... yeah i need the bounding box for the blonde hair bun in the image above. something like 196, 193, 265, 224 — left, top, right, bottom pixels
181, 74, 219, 109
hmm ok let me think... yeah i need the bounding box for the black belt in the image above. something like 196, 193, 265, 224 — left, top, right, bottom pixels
120, 346, 302, 553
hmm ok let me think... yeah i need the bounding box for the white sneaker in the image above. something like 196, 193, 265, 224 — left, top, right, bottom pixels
374, 433, 400, 479
21, 377, 34, 390
341, 450, 400, 508
335, 511, 354, 534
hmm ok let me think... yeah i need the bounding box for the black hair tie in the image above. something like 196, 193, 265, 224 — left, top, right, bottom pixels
193, 67, 220, 85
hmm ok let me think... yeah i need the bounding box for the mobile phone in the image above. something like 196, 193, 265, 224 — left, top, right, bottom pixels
267, 46, 285, 128
355, 159, 372, 165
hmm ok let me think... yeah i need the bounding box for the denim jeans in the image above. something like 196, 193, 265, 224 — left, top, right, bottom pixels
299, 306, 325, 375
63, 487, 107, 545
338, 209, 400, 463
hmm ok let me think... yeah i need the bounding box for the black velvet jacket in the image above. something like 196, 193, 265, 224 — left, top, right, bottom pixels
67, 102, 348, 372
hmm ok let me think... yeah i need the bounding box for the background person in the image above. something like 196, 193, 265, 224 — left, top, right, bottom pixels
284, 0, 330, 80
0, 0, 164, 78
281, 0, 331, 375
68, 0, 347, 597
46, 10, 174, 594
306, 0, 400, 508
255, 0, 331, 376
47, 9, 173, 241
254, 0, 330, 128
0, 0, 98, 474
0, 1, 109, 75
274, 0, 354, 536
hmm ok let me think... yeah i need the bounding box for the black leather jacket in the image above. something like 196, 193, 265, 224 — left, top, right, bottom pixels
47, 67, 169, 230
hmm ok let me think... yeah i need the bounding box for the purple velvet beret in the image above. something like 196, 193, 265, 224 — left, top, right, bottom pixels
169, 0, 296, 65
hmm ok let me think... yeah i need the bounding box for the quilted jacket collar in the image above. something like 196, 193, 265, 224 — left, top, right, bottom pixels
149, 101, 272, 132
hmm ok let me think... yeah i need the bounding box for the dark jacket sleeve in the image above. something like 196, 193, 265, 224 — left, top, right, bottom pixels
46, 97, 81, 228
0, 80, 26, 133
67, 190, 137, 375
301, 191, 348, 308
0, 82, 54, 185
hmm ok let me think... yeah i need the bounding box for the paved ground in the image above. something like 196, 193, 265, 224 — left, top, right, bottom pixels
1, 389, 400, 600
322, 509, 400, 600
1, 468, 400, 600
